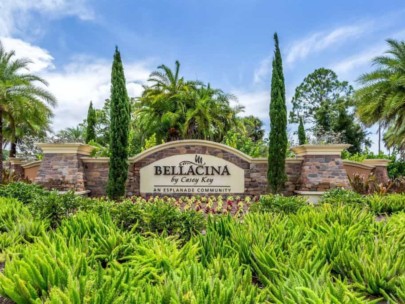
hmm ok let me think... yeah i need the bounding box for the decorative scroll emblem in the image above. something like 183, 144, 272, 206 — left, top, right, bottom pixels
179, 155, 205, 166
140, 154, 244, 194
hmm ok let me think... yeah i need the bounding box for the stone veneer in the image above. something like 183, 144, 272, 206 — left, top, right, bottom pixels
362, 159, 390, 184
126, 142, 304, 196
291, 145, 351, 191
28, 141, 384, 197
8, 158, 25, 179
82, 159, 109, 196
35, 144, 93, 191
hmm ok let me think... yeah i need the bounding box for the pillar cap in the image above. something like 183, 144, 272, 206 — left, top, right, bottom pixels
36, 143, 94, 156
8, 157, 24, 165
291, 144, 351, 156
362, 159, 390, 167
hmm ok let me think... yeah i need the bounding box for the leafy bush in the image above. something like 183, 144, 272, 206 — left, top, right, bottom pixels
250, 194, 308, 213
0, 198, 48, 261
348, 173, 405, 195
28, 191, 84, 228
320, 188, 365, 204
366, 193, 405, 215
1, 199, 405, 303
111, 200, 205, 240
0, 182, 48, 204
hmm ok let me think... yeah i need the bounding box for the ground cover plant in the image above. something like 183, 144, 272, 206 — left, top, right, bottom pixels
0, 184, 404, 303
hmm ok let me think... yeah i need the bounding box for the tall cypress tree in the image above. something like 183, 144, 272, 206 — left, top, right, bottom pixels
298, 117, 306, 145
107, 47, 130, 199
85, 101, 97, 143
268, 33, 287, 194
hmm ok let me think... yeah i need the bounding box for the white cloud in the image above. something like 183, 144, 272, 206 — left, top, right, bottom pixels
0, 0, 94, 36
253, 56, 272, 84
1, 36, 152, 132
1, 37, 55, 72
42, 57, 152, 131
286, 24, 369, 66
330, 45, 386, 78
330, 29, 405, 79
231, 90, 269, 119
252, 22, 370, 85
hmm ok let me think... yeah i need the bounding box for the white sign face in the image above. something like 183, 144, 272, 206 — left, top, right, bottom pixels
140, 154, 245, 194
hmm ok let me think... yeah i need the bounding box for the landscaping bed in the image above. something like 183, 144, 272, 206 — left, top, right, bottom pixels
0, 183, 404, 303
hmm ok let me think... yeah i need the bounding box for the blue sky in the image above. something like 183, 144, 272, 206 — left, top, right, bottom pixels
1, 0, 405, 151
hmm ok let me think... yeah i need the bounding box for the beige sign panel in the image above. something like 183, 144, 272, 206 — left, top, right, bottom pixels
140, 154, 245, 194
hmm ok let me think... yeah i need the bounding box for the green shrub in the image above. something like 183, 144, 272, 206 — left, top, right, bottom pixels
250, 194, 308, 213
28, 191, 82, 227
1, 199, 405, 303
320, 188, 365, 204
0, 198, 48, 261
366, 193, 405, 215
111, 200, 205, 240
0, 182, 48, 204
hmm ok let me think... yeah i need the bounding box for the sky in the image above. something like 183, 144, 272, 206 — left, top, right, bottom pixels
1, 0, 405, 152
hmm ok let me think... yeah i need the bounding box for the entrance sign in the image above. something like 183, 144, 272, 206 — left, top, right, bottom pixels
140, 154, 245, 194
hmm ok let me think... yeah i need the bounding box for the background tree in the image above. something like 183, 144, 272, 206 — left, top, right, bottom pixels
72, 99, 111, 147
136, 61, 198, 142
223, 130, 267, 157
107, 47, 130, 199
333, 101, 371, 153
136, 61, 242, 144
268, 33, 287, 194
4, 98, 52, 157
57, 60, 265, 158
355, 39, 405, 155
298, 117, 306, 145
239, 115, 265, 142
290, 68, 352, 136
0, 42, 56, 181
55, 126, 85, 142
85, 101, 96, 143
290, 68, 369, 151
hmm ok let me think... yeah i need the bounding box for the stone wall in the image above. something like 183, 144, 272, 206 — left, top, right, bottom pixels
343, 160, 373, 181
8, 158, 24, 179
292, 145, 352, 192
36, 153, 88, 191
82, 159, 109, 196
296, 155, 350, 191
128, 144, 253, 196
34, 144, 93, 192
24, 141, 390, 197
21, 161, 41, 182
363, 159, 390, 184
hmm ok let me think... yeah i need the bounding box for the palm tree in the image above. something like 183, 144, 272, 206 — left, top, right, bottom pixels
56, 126, 85, 142
5, 95, 53, 157
137, 61, 199, 142
0, 42, 56, 181
355, 39, 405, 153
182, 85, 242, 141
136, 61, 243, 144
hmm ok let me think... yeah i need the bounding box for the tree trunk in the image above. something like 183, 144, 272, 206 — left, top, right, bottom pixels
0, 110, 3, 184
378, 121, 381, 154
10, 142, 16, 158
9, 117, 16, 158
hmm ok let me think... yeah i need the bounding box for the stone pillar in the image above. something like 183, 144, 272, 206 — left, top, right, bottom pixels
8, 158, 25, 179
291, 144, 351, 192
362, 159, 390, 183
35, 143, 94, 191
284, 158, 304, 195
